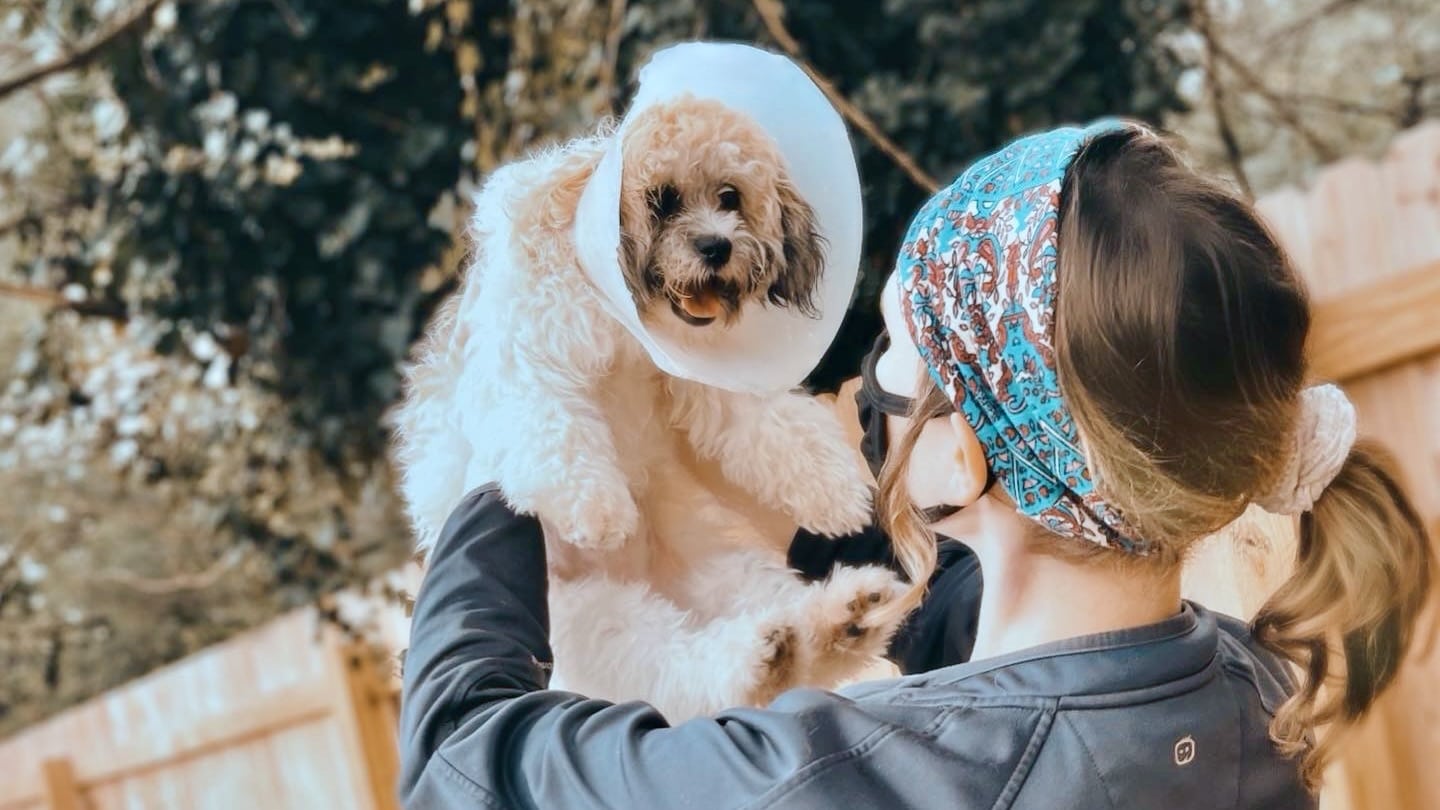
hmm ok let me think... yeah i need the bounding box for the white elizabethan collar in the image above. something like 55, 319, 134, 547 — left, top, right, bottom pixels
1254, 384, 1358, 516
572, 42, 863, 393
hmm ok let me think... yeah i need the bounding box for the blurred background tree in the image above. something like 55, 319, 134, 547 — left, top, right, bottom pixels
0, 0, 1433, 734
1171, 0, 1440, 197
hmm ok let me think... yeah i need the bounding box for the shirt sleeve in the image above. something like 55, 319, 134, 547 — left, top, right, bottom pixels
888, 539, 984, 674
787, 521, 901, 580
398, 487, 889, 810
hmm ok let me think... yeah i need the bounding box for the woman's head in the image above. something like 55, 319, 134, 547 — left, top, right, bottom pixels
1052, 126, 1310, 555
873, 123, 1433, 787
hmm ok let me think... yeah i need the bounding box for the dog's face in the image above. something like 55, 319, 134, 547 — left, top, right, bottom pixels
617, 96, 825, 333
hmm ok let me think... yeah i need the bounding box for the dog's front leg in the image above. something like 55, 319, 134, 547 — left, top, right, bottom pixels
462, 374, 638, 550
667, 379, 872, 537
453, 278, 639, 549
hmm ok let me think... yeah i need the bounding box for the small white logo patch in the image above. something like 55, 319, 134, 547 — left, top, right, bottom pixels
1174, 735, 1196, 766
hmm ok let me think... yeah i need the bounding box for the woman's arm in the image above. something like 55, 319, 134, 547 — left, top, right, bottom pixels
398, 487, 890, 809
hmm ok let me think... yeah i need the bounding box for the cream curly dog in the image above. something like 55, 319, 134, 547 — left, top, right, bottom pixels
392, 96, 905, 719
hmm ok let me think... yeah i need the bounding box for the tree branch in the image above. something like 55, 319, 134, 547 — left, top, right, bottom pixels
594, 0, 628, 116
0, 0, 165, 102
0, 280, 68, 307
0, 281, 128, 320
91, 552, 241, 595
1195, 2, 1252, 197
1286, 91, 1403, 119
751, 0, 940, 194
1262, 0, 1363, 46
1201, 16, 1337, 162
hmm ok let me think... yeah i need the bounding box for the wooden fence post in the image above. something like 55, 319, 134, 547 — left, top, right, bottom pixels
39, 759, 84, 810
327, 635, 403, 810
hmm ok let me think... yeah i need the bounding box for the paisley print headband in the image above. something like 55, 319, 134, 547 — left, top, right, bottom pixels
896, 120, 1147, 552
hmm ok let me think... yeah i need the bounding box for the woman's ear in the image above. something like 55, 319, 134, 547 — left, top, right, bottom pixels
946, 413, 989, 506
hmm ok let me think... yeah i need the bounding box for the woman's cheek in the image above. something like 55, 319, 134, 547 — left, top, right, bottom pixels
904, 424, 957, 509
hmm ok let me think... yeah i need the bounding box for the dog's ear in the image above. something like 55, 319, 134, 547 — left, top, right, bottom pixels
617, 186, 655, 303
769, 181, 825, 317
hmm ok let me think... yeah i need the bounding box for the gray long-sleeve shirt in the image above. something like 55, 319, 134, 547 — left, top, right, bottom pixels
399, 487, 1315, 809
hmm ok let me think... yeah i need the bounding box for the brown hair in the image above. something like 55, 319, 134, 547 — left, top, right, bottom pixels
1058, 127, 1432, 787
878, 126, 1434, 788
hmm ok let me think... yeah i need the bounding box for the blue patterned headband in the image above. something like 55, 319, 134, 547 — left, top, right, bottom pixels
896, 120, 1146, 552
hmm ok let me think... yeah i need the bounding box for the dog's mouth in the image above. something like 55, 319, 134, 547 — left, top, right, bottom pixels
670, 298, 717, 326
667, 281, 736, 327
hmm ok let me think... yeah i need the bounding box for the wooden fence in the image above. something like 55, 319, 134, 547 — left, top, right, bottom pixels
1189, 121, 1440, 810
0, 603, 408, 810
1, 122, 1437, 809
1277, 122, 1440, 810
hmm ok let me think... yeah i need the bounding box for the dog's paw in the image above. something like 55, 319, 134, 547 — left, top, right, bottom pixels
553, 474, 639, 550
800, 565, 908, 683
738, 623, 801, 707
507, 472, 638, 551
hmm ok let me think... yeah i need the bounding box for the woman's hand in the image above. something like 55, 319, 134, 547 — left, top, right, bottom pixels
814, 377, 874, 486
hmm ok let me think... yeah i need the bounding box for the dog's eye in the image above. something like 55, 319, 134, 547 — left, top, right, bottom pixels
718, 186, 741, 212
649, 185, 681, 219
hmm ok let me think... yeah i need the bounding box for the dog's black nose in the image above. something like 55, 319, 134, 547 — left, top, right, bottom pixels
693, 235, 731, 268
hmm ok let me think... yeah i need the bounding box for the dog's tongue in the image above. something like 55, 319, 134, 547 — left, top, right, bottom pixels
679, 291, 724, 320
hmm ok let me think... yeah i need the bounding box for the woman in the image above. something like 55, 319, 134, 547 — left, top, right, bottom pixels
398, 121, 1432, 809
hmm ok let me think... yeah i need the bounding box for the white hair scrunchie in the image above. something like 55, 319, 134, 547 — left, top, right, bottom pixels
1254, 384, 1358, 515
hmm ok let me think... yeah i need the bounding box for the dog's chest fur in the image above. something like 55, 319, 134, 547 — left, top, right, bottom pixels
544, 336, 796, 588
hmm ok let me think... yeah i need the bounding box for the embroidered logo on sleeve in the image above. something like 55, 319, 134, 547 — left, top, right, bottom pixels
1174, 735, 1197, 766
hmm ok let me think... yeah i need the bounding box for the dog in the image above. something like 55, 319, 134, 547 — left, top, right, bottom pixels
392, 95, 905, 719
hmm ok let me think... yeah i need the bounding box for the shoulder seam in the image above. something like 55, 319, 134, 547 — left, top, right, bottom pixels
1060, 712, 1120, 810
991, 701, 1056, 810
434, 751, 507, 810
740, 706, 956, 810
1219, 654, 1290, 718
739, 724, 901, 810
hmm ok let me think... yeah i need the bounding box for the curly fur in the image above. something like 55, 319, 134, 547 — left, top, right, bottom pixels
391, 100, 901, 719
617, 97, 826, 327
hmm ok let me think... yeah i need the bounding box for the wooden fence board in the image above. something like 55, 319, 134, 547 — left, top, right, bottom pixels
1255, 122, 1440, 810
0, 609, 384, 810
1255, 187, 1315, 284
1381, 125, 1440, 277
39, 760, 83, 810
1308, 260, 1440, 382
1333, 355, 1440, 810
267, 722, 354, 810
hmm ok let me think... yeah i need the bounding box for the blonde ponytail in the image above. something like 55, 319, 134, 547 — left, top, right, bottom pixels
1252, 441, 1434, 788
